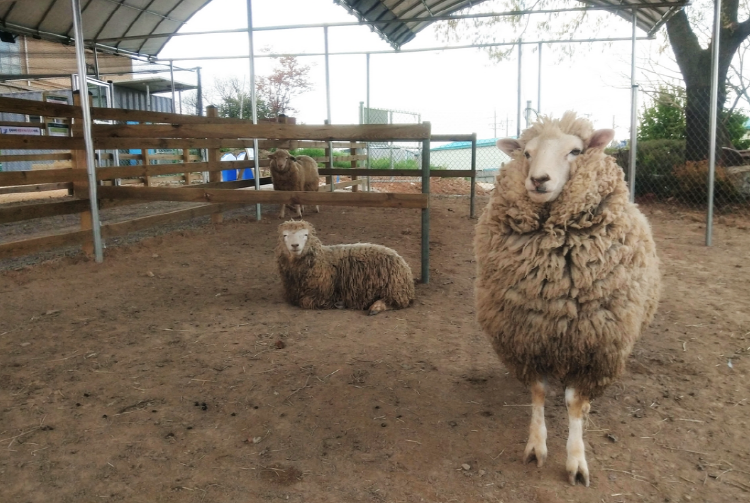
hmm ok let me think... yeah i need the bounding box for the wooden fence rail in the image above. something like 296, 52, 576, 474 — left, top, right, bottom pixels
1, 96, 446, 280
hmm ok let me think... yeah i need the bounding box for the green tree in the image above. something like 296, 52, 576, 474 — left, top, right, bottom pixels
665, 0, 750, 160
211, 77, 271, 120
724, 109, 750, 148
638, 89, 686, 141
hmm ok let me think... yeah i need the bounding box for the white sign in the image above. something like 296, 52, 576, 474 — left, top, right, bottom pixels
0, 126, 41, 135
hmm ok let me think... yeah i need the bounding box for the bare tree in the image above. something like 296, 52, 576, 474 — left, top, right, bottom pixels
256, 56, 313, 117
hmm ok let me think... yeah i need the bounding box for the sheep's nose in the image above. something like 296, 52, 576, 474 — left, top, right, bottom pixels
530, 175, 550, 188
291, 243, 299, 249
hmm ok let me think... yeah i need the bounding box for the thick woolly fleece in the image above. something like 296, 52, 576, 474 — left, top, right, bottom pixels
474, 117, 661, 399
295, 155, 320, 192
276, 220, 415, 311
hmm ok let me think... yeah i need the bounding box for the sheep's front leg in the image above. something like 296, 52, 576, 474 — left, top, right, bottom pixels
278, 203, 286, 219
523, 380, 548, 467
295, 204, 303, 218
565, 387, 591, 486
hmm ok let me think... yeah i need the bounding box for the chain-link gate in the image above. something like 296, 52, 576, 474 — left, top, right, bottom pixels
359, 104, 422, 187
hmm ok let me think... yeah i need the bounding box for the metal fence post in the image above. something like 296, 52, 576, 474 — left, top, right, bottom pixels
706, 0, 722, 246
470, 133, 477, 219
628, 9, 638, 203
71, 0, 103, 263
421, 125, 431, 284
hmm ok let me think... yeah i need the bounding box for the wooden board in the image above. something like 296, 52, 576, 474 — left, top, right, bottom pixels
0, 135, 84, 150
318, 179, 366, 191
0, 182, 72, 195
317, 169, 475, 177
97, 186, 429, 209
431, 134, 475, 142
0, 168, 87, 186
0, 199, 89, 224
0, 153, 73, 163
0, 96, 81, 119
0, 229, 89, 260
92, 123, 431, 141
0, 202, 248, 260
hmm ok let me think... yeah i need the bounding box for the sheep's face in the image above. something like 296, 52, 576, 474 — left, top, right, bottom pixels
522, 132, 584, 203
282, 228, 309, 257
498, 127, 615, 204
269, 150, 296, 173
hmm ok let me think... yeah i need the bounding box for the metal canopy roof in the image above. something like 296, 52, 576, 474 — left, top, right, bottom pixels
0, 0, 211, 58
334, 0, 687, 49
112, 77, 197, 93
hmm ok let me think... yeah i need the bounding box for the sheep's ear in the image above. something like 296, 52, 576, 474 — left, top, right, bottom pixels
497, 138, 522, 156
588, 129, 615, 150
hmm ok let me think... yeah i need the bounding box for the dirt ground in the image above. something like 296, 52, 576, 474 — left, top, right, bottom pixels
1, 189, 749, 503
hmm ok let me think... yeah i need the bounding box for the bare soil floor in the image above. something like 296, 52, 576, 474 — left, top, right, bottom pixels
1, 193, 749, 503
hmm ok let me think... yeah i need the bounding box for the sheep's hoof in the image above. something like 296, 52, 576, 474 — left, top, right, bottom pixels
566, 456, 590, 487
368, 309, 380, 316
334, 301, 345, 310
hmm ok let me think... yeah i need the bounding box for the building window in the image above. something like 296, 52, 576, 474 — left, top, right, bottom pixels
0, 40, 22, 75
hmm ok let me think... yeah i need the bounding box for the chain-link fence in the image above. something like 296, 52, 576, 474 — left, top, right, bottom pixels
360, 105, 423, 184
615, 92, 750, 223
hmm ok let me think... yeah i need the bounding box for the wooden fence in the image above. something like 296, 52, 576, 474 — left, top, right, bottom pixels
0, 95, 437, 282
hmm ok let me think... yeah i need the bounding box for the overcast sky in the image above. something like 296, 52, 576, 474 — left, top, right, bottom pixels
156, 0, 659, 142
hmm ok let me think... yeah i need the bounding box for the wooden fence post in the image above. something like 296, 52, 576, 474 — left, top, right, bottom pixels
142, 147, 152, 187
206, 106, 223, 223
350, 141, 359, 192
183, 148, 192, 185
72, 91, 94, 256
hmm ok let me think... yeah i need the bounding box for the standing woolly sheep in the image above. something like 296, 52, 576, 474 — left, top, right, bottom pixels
474, 112, 661, 487
295, 154, 321, 215
276, 220, 415, 315
268, 150, 321, 219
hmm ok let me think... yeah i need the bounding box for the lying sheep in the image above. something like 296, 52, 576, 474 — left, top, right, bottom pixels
474, 112, 661, 487
267, 150, 320, 219
276, 220, 415, 315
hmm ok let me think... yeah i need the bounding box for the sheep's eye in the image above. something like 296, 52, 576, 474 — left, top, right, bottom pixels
524, 151, 530, 159
570, 149, 581, 156
304, 234, 308, 238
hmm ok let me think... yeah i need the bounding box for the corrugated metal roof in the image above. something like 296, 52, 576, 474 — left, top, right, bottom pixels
0, 0, 211, 57
335, 0, 686, 49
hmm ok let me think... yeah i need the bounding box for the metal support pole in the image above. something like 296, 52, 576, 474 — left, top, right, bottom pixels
324, 26, 332, 125
421, 126, 431, 284
247, 0, 261, 220
470, 133, 477, 219
706, 0, 722, 246
366, 52, 371, 190
145, 84, 150, 112
71, 0, 103, 263
196, 67, 203, 116
169, 60, 177, 113
93, 46, 100, 80
628, 9, 638, 204
517, 40, 522, 138
537, 42, 542, 116
324, 26, 334, 192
